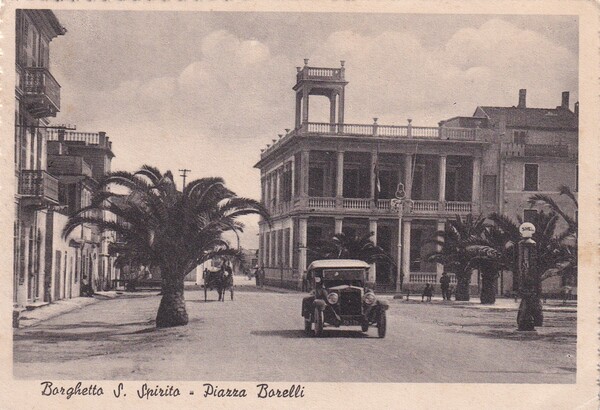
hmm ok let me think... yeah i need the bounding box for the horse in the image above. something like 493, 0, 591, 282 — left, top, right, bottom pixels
203, 265, 234, 302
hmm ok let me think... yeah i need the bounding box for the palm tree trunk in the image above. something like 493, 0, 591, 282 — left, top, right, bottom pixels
480, 271, 497, 304
156, 273, 188, 328
455, 274, 471, 301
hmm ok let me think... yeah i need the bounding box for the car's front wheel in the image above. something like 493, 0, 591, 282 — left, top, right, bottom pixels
377, 311, 387, 338
314, 307, 324, 337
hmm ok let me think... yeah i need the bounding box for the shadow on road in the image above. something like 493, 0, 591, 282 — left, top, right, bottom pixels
454, 329, 576, 343
251, 329, 370, 339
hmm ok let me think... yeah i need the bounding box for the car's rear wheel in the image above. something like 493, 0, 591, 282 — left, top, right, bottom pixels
304, 316, 312, 334
377, 311, 387, 338
314, 307, 324, 337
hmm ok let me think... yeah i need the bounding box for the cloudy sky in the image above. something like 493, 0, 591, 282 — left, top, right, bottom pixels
49, 11, 578, 248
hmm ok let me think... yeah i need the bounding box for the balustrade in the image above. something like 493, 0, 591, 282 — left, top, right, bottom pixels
342, 198, 371, 209
445, 201, 472, 213
307, 197, 336, 208
409, 273, 438, 283
411, 200, 439, 212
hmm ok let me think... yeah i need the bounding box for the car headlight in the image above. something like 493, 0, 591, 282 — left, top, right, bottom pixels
364, 292, 376, 305
327, 292, 339, 304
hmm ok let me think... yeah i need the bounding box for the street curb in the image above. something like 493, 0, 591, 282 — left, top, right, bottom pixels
15, 292, 129, 329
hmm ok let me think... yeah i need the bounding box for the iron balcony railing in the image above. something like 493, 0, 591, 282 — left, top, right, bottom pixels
18, 170, 59, 203
22, 67, 61, 116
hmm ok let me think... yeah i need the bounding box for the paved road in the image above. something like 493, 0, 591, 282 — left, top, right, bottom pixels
13, 287, 576, 383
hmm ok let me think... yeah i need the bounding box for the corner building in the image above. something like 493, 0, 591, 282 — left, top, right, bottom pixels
255, 61, 578, 295
255, 61, 491, 293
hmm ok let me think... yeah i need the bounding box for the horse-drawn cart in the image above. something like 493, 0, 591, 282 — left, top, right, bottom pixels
203, 266, 234, 301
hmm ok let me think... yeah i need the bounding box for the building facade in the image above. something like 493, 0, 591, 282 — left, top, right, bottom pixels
14, 10, 66, 307
255, 61, 577, 295
47, 128, 118, 293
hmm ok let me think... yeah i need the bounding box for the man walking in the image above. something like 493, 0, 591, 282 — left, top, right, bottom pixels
440, 272, 451, 301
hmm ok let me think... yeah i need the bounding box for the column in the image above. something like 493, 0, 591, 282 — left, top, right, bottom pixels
300, 150, 310, 198
336, 151, 344, 199
404, 153, 413, 199
329, 93, 337, 124
436, 220, 445, 276
370, 150, 378, 202
396, 217, 403, 293
290, 158, 295, 200
338, 87, 345, 125
401, 220, 411, 290
369, 219, 378, 284
298, 218, 308, 274
334, 217, 343, 234
439, 155, 447, 202
302, 88, 309, 124
472, 157, 481, 211
295, 92, 302, 129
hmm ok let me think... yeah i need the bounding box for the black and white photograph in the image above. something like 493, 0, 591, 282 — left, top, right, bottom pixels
4, 1, 599, 408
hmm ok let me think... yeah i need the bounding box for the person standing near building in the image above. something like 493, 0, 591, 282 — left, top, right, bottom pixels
440, 272, 451, 301
254, 266, 261, 287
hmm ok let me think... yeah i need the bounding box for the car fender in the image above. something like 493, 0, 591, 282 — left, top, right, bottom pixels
302, 296, 315, 317
376, 299, 389, 310
312, 299, 327, 311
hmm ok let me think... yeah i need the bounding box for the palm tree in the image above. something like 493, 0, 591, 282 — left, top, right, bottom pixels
427, 214, 486, 301
473, 210, 565, 311
63, 166, 269, 328
309, 232, 396, 282
528, 185, 578, 286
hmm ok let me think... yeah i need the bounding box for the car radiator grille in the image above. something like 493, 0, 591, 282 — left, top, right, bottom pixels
339, 290, 362, 315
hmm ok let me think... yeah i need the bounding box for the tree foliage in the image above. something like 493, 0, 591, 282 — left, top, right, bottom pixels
64, 165, 270, 327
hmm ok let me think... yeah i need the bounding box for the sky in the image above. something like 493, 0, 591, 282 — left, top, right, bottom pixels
48, 11, 578, 248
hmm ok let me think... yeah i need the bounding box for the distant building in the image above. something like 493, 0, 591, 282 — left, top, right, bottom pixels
14, 10, 66, 307
255, 61, 577, 295
47, 128, 117, 292
442, 89, 578, 293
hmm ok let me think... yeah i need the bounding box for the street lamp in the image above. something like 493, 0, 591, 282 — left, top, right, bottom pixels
391, 183, 409, 293
516, 222, 543, 331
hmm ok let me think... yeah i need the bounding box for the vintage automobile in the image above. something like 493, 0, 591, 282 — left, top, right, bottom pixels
301, 259, 388, 338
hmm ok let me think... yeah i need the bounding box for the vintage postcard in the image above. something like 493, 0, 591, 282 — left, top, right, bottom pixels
1, 0, 598, 409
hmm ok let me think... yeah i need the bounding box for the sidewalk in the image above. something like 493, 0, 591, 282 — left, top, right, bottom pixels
395, 295, 577, 313
14, 291, 122, 329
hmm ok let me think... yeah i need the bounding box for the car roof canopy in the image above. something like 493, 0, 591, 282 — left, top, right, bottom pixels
307, 259, 370, 271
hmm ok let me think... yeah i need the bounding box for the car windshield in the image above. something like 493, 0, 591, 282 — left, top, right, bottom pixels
323, 280, 364, 288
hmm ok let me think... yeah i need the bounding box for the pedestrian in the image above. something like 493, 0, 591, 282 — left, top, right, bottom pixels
259, 267, 265, 288
301, 270, 307, 292
422, 283, 433, 302
254, 266, 260, 287
440, 272, 451, 301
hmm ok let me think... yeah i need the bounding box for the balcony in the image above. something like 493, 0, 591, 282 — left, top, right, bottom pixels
18, 170, 59, 205
260, 122, 484, 160
296, 66, 345, 83
272, 196, 474, 216
47, 130, 113, 150
502, 143, 570, 158
21, 67, 61, 118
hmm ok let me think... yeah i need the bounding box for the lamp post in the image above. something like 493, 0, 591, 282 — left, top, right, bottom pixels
516, 222, 543, 331
392, 183, 408, 293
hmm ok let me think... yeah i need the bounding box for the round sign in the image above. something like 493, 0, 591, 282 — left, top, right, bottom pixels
519, 222, 536, 238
